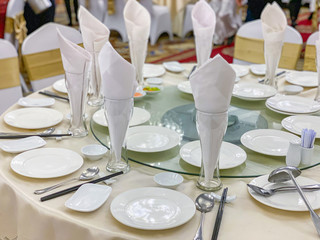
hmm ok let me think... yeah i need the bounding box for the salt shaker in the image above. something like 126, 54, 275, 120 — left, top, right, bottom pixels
286, 139, 301, 167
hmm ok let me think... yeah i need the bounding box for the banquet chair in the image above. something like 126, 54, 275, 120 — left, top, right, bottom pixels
140, 0, 173, 45
4, 0, 25, 48
21, 23, 83, 91
303, 31, 318, 72
0, 39, 23, 115
233, 19, 303, 70
181, 4, 194, 39
103, 0, 128, 42
78, 0, 108, 22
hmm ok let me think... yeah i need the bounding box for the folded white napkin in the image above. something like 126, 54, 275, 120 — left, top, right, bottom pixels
124, 0, 151, 85
78, 6, 110, 53
190, 54, 235, 182
57, 29, 91, 126
192, 0, 216, 67
261, 2, 287, 86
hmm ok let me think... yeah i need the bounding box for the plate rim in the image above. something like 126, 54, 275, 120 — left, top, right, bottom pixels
281, 115, 320, 138
285, 71, 318, 87
0, 136, 46, 153
18, 97, 55, 107
110, 187, 196, 230
177, 81, 192, 94
240, 129, 300, 156
143, 64, 166, 78
53, 79, 68, 93
232, 83, 277, 100
248, 175, 320, 211
126, 126, 181, 152
10, 147, 83, 178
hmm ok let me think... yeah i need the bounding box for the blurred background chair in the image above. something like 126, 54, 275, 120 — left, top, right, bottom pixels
233, 19, 303, 70
140, 0, 173, 45
181, 4, 194, 39
21, 22, 82, 91
0, 39, 23, 114
103, 0, 128, 42
79, 0, 107, 22
303, 31, 318, 72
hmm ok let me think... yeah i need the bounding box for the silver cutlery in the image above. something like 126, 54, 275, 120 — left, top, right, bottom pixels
269, 166, 320, 236
194, 193, 215, 240
34, 167, 100, 195
247, 183, 320, 197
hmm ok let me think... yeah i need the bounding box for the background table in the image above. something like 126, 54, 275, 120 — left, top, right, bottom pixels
0, 63, 320, 240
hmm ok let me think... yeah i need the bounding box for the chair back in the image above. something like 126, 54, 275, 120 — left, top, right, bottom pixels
233, 19, 303, 70
21, 23, 83, 91
303, 31, 318, 72
139, 0, 153, 15
0, 39, 23, 114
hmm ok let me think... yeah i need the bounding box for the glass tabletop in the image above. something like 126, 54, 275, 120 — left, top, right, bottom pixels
90, 85, 320, 178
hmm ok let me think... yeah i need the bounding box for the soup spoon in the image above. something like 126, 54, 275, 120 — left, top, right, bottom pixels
34, 167, 100, 195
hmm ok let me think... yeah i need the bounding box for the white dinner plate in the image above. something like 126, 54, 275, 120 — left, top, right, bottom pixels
248, 175, 320, 211
230, 64, 249, 77
265, 102, 299, 115
126, 126, 180, 152
250, 64, 266, 75
281, 115, 320, 138
65, 184, 112, 212
92, 107, 151, 127
240, 129, 300, 156
233, 83, 277, 100
177, 81, 192, 94
179, 141, 247, 169
143, 64, 166, 78
18, 97, 55, 107
0, 136, 46, 153
266, 95, 320, 114
53, 79, 68, 93
10, 148, 83, 178
110, 187, 195, 230
163, 61, 185, 73
4, 108, 63, 129
285, 71, 318, 87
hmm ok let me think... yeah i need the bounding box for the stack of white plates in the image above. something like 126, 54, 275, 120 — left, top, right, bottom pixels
266, 95, 320, 115
232, 83, 277, 101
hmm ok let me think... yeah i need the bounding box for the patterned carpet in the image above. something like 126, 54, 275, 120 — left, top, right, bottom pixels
54, 3, 316, 66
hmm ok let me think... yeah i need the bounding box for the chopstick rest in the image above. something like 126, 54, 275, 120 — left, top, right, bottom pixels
211, 187, 228, 240
40, 171, 123, 202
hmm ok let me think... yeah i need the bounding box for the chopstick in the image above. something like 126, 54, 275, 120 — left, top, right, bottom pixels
0, 133, 72, 139
39, 90, 69, 102
211, 187, 228, 240
258, 70, 286, 83
40, 171, 123, 202
187, 65, 197, 79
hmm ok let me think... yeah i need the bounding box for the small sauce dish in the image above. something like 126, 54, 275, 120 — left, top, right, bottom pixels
143, 85, 163, 94
146, 77, 163, 85
81, 144, 108, 161
283, 85, 303, 95
154, 172, 183, 187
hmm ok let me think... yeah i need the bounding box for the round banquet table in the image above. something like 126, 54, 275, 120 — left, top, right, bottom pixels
1, 63, 320, 240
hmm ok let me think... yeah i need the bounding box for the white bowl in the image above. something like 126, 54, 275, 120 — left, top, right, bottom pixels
81, 144, 108, 161
283, 85, 303, 95
146, 77, 163, 85
153, 172, 183, 187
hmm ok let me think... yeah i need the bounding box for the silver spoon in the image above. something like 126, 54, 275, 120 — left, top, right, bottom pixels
0, 127, 55, 136
34, 166, 100, 195
268, 166, 320, 236
248, 183, 320, 197
193, 193, 215, 240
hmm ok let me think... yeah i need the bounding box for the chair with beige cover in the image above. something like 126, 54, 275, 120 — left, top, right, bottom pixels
303, 31, 318, 72
0, 39, 23, 114
233, 19, 303, 70
21, 22, 83, 91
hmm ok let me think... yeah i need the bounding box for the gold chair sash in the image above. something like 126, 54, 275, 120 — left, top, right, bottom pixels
23, 49, 65, 82
0, 57, 20, 89
234, 35, 302, 70
303, 45, 316, 72
4, 12, 27, 43
4, 16, 14, 34
108, 0, 115, 15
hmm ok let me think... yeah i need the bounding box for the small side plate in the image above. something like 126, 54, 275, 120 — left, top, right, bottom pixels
65, 183, 112, 212
0, 136, 46, 153
18, 97, 55, 107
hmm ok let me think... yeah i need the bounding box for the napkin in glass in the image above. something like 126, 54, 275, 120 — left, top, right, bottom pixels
78, 6, 110, 106
261, 2, 287, 89
57, 29, 92, 137
98, 42, 137, 173
190, 54, 235, 189
192, 0, 216, 68
124, 0, 151, 86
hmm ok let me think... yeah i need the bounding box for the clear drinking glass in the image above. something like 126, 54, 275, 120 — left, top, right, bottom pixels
315, 58, 320, 102
196, 110, 228, 191
65, 64, 90, 137
87, 51, 104, 106
104, 98, 133, 173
